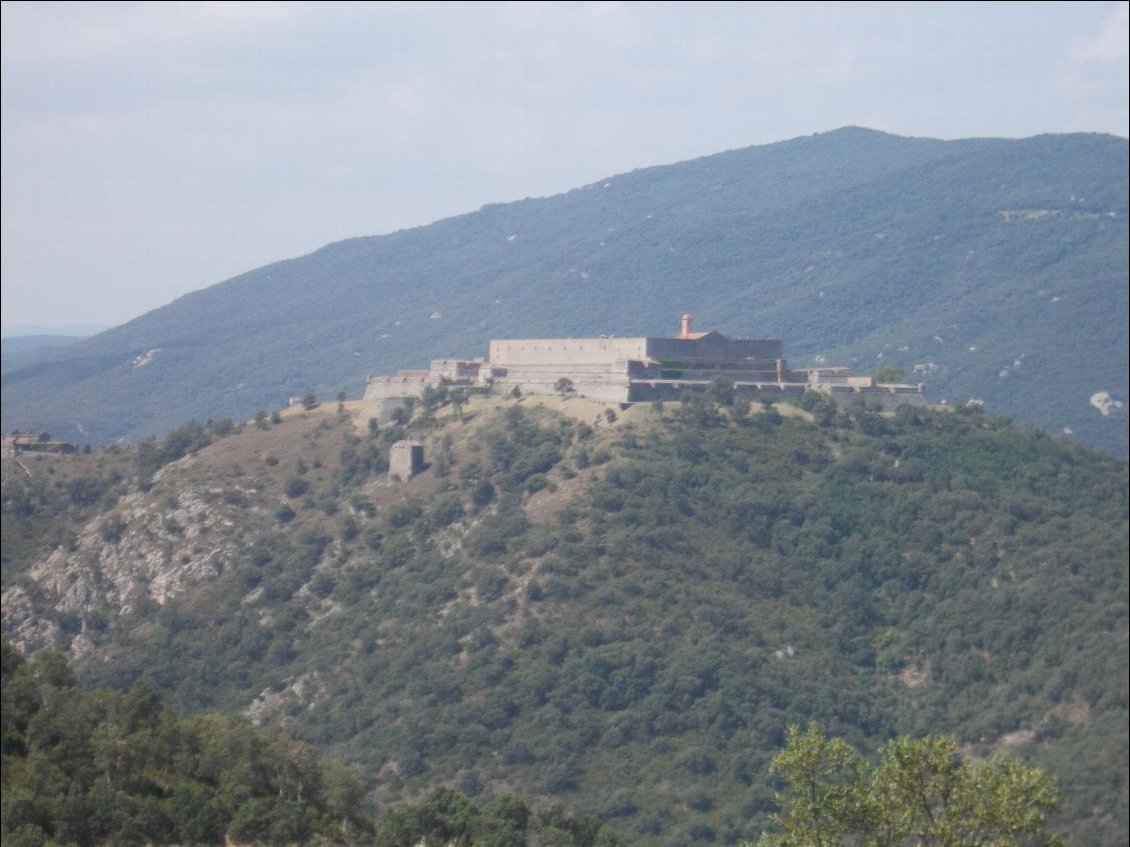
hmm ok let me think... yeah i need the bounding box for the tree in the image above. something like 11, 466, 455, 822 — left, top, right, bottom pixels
284, 477, 310, 498
755, 725, 1064, 847
28, 649, 76, 689
471, 479, 496, 509
450, 388, 468, 422
707, 376, 735, 406
555, 378, 576, 400
871, 366, 906, 384
300, 391, 318, 410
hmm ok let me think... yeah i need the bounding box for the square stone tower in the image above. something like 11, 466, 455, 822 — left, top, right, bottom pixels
389, 440, 424, 482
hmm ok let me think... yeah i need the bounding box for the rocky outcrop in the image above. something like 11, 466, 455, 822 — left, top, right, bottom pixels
2, 479, 266, 654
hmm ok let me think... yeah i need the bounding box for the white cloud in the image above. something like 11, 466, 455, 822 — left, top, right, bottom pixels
1068, 3, 1129, 63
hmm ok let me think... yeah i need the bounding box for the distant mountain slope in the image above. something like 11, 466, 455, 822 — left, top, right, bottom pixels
2, 128, 1126, 453
1, 335, 87, 356
3, 395, 1126, 845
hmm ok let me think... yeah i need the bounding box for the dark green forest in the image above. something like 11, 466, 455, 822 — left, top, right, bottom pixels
0, 639, 624, 847
2, 391, 1126, 846
3, 128, 1126, 453
0, 639, 368, 847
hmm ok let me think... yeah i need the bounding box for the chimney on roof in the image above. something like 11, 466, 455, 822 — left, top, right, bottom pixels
680, 313, 693, 338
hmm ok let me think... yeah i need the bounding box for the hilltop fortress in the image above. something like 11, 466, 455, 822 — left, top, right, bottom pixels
364, 315, 925, 411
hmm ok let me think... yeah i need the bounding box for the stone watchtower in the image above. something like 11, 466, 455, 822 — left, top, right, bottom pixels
389, 440, 424, 482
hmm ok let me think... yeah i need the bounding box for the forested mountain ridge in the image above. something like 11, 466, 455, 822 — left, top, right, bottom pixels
3, 391, 1126, 846
2, 128, 1127, 454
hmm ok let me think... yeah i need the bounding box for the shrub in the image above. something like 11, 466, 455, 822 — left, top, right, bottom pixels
284, 477, 310, 498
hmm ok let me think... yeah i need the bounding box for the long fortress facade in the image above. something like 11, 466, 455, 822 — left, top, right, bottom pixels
364, 315, 925, 410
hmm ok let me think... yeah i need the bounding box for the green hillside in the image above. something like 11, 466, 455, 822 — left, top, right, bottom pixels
0, 639, 622, 847
2, 128, 1126, 454
3, 393, 1126, 845
0, 640, 371, 847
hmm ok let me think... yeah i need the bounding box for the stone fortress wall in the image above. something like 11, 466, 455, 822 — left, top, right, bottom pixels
644, 335, 782, 364
363, 315, 925, 410
497, 363, 634, 405
489, 338, 649, 367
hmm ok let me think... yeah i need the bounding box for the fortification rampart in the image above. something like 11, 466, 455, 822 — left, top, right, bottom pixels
362, 314, 925, 410
430, 359, 487, 382
364, 374, 434, 401
492, 362, 634, 404
645, 336, 782, 362
489, 338, 649, 366
364, 358, 489, 402
627, 380, 808, 403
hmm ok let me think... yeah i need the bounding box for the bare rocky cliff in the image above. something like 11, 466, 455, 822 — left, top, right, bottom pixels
3, 470, 266, 657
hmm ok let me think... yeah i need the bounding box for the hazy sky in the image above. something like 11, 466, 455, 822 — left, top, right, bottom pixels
2, 1, 1127, 332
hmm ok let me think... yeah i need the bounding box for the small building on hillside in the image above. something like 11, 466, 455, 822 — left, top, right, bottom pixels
3, 432, 77, 456
389, 440, 425, 482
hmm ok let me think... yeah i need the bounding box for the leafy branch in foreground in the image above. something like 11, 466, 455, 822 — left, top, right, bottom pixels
755, 724, 1064, 847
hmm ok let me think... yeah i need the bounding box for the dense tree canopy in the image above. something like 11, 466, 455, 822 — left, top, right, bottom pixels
757, 725, 1064, 847
0, 638, 623, 847
1, 638, 367, 847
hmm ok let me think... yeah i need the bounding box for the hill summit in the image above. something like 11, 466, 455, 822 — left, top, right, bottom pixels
3, 391, 1126, 845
